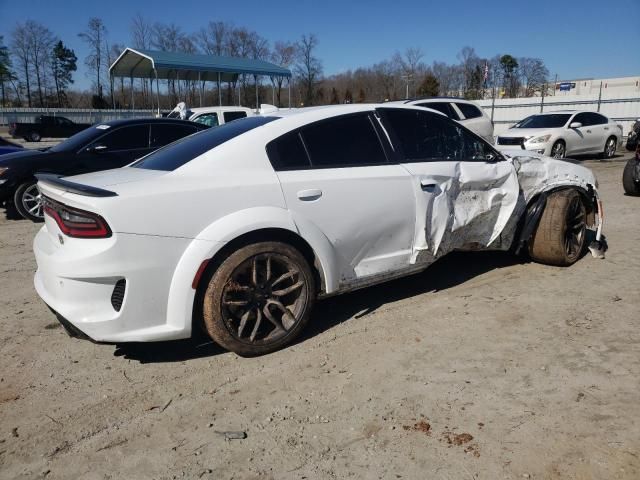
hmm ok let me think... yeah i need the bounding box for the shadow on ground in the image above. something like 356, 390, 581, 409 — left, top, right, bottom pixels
115, 251, 523, 363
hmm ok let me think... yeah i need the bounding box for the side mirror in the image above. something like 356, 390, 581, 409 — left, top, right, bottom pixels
88, 144, 107, 153
569, 122, 582, 129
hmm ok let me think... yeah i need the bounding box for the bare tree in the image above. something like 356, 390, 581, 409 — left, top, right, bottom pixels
270, 41, 296, 106
518, 57, 549, 96
130, 13, 152, 107
394, 47, 424, 97
78, 18, 107, 101
10, 23, 32, 106
197, 21, 231, 102
294, 34, 322, 106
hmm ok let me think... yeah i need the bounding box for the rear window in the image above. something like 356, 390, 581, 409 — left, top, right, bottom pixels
223, 111, 248, 123
132, 116, 279, 171
455, 102, 483, 119
418, 102, 460, 120
266, 131, 310, 170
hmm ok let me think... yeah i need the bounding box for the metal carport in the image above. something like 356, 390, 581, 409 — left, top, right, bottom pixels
109, 48, 293, 113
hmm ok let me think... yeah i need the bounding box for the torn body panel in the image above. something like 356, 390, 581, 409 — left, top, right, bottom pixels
408, 151, 603, 268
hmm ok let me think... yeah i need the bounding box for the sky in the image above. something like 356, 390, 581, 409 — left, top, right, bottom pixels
1, 0, 639, 90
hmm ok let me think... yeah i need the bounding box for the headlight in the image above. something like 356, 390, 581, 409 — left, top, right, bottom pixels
529, 134, 551, 144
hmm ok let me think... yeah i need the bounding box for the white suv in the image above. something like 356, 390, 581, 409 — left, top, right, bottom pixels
404, 98, 494, 144
168, 106, 254, 127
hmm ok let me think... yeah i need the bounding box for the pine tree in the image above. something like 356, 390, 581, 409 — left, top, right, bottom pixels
417, 74, 439, 97
330, 87, 339, 104
357, 88, 366, 103
51, 40, 77, 107
0, 36, 13, 107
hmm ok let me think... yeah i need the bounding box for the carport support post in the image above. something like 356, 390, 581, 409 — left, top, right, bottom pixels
198, 72, 202, 107
288, 78, 291, 108
255, 76, 259, 110
154, 69, 160, 117
130, 75, 134, 110
218, 72, 222, 106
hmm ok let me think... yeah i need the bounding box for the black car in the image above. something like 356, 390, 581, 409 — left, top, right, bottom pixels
0, 118, 208, 221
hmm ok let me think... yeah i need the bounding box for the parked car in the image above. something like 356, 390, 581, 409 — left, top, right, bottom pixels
625, 119, 640, 151
0, 137, 24, 156
403, 98, 494, 144
167, 105, 254, 127
623, 141, 640, 195
33, 104, 604, 356
0, 118, 208, 221
9, 115, 91, 142
496, 110, 623, 159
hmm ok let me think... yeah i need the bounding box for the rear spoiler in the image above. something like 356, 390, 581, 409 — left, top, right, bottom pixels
35, 173, 118, 197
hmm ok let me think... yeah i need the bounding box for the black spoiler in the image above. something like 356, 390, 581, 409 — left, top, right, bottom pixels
35, 173, 118, 197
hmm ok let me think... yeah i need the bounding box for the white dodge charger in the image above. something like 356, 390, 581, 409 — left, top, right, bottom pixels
33, 104, 605, 356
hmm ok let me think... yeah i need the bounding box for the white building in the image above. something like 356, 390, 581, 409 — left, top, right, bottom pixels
554, 75, 640, 97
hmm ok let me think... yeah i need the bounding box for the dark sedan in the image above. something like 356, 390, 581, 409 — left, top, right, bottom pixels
0, 118, 208, 221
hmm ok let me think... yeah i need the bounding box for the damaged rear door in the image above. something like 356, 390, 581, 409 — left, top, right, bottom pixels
377, 107, 520, 265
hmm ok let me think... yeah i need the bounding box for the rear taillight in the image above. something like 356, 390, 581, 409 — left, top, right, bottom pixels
43, 196, 112, 238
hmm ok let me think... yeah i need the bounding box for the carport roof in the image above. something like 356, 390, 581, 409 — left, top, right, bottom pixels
109, 48, 292, 82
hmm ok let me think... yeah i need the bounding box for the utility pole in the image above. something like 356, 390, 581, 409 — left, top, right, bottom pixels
597, 81, 603, 112
401, 74, 412, 99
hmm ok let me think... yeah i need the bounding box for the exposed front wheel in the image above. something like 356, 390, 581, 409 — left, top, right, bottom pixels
202, 242, 316, 356
529, 189, 586, 266
551, 140, 565, 159
603, 136, 617, 159
623, 159, 640, 195
28, 131, 41, 142
13, 180, 44, 222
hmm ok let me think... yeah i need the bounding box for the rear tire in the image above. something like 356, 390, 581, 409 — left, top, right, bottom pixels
202, 241, 316, 356
29, 131, 41, 142
603, 136, 617, 159
13, 180, 44, 222
623, 159, 640, 196
529, 189, 586, 266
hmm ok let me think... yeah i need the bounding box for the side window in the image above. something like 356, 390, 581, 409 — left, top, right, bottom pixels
94, 125, 149, 151
57, 117, 73, 126
223, 111, 247, 123
300, 113, 388, 168
194, 113, 219, 127
150, 124, 197, 148
418, 102, 459, 120
588, 113, 608, 125
266, 131, 311, 171
380, 108, 464, 162
572, 113, 591, 126
459, 128, 494, 161
455, 103, 483, 119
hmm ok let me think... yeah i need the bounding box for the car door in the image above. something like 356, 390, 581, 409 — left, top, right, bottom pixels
378, 108, 519, 265
587, 113, 610, 153
78, 124, 151, 173
272, 112, 416, 283
567, 112, 598, 154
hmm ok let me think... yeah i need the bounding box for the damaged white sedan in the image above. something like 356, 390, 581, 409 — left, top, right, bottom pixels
33, 104, 605, 356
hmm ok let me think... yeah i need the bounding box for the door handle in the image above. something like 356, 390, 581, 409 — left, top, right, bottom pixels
420, 181, 437, 191
586, 129, 592, 133
297, 189, 322, 201
604, 127, 609, 130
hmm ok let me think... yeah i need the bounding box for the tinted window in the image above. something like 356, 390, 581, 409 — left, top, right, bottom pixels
572, 113, 592, 126
223, 111, 248, 123
417, 102, 459, 120
266, 132, 310, 171
515, 114, 571, 128
300, 114, 387, 168
381, 108, 491, 162
455, 102, 483, 119
150, 123, 197, 148
133, 116, 279, 171
95, 125, 149, 150
57, 117, 73, 125
194, 113, 219, 127
584, 112, 607, 125
49, 125, 107, 153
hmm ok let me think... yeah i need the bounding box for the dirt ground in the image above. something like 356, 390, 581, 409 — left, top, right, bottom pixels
1, 152, 639, 480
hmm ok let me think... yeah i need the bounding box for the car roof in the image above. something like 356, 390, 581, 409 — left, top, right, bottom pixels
93, 118, 205, 128
404, 97, 475, 104
189, 106, 253, 114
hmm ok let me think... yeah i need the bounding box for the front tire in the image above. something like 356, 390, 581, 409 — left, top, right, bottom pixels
551, 140, 565, 159
529, 189, 586, 266
603, 136, 617, 159
623, 159, 640, 195
28, 131, 41, 142
13, 180, 44, 222
202, 242, 316, 356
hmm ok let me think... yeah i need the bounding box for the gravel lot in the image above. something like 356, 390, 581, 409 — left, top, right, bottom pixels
0, 152, 639, 479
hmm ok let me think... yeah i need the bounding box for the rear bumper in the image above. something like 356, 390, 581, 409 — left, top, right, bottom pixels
33, 225, 196, 342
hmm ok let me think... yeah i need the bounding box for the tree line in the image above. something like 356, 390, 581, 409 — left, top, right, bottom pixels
0, 16, 550, 110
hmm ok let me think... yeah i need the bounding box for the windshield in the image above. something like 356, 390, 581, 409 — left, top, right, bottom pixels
132, 116, 279, 171
49, 125, 102, 153
514, 114, 571, 129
